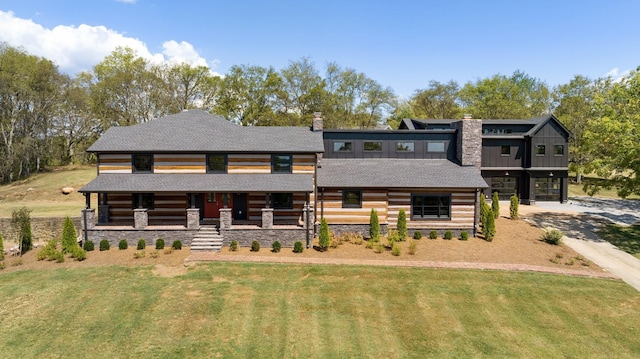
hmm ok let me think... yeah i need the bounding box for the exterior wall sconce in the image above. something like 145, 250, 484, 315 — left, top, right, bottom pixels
505, 171, 509, 176
549, 172, 554, 177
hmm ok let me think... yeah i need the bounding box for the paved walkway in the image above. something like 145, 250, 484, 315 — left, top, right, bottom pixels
522, 197, 640, 291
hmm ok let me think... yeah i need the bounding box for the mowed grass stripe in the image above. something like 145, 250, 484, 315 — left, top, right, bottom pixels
0, 263, 639, 358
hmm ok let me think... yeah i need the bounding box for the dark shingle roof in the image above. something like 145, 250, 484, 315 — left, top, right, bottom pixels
79, 173, 313, 193
87, 109, 324, 153
317, 159, 488, 189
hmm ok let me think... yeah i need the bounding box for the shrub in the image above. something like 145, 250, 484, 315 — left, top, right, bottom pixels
369, 209, 380, 242
37, 239, 60, 261
134, 251, 145, 259
365, 240, 374, 249
481, 201, 492, 227
0, 233, 4, 261
172, 240, 182, 250
479, 195, 488, 222
99, 240, 110, 251
118, 239, 128, 250
83, 240, 94, 252
373, 243, 384, 254
444, 230, 453, 240
484, 209, 496, 242
272, 241, 281, 253
61, 216, 78, 254
11, 258, 23, 266
0, 262, 5, 270
251, 240, 260, 252
542, 228, 564, 245
137, 239, 146, 250
386, 229, 399, 248
150, 250, 159, 258
155, 238, 165, 250
491, 191, 500, 219
408, 239, 417, 255
460, 231, 469, 241
413, 230, 422, 240
429, 230, 438, 240
163, 247, 174, 255
318, 218, 330, 251
53, 251, 65, 263
230, 240, 238, 252
293, 241, 304, 253
11, 207, 32, 254
397, 209, 407, 240
72, 246, 87, 261
510, 194, 519, 220
391, 243, 401, 256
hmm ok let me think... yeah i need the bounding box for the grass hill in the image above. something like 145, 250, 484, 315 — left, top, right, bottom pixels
0, 165, 96, 217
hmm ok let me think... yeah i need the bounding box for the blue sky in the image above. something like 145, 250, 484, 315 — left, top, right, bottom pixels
1, 0, 639, 97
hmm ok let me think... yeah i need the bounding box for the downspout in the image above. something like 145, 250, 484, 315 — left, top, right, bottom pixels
83, 193, 89, 245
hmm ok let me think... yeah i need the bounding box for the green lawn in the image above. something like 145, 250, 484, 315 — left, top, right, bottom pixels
597, 224, 640, 259
0, 166, 96, 217
1, 263, 639, 358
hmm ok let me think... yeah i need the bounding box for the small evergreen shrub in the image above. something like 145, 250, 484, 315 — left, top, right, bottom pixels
155, 238, 165, 250
429, 230, 438, 240
460, 231, 469, 241
318, 218, 330, 251
510, 194, 519, 220
54, 251, 65, 263
0, 233, 4, 261
293, 241, 304, 253
408, 239, 417, 255
99, 240, 110, 251
37, 239, 61, 261
83, 240, 94, 252
137, 239, 146, 250
479, 195, 488, 222
365, 240, 374, 249
272, 241, 281, 253
413, 230, 422, 240
484, 209, 496, 242
369, 209, 380, 242
118, 239, 128, 250
386, 229, 399, 248
491, 191, 500, 219
391, 243, 401, 256
172, 240, 182, 250
230, 240, 238, 252
12, 207, 33, 254
542, 228, 563, 245
61, 216, 78, 254
397, 209, 407, 240
444, 230, 453, 240
251, 240, 260, 252
72, 246, 87, 261
373, 243, 384, 254
134, 251, 145, 259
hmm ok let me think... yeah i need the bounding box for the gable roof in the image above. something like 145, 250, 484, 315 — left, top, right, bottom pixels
87, 109, 324, 153
317, 159, 488, 189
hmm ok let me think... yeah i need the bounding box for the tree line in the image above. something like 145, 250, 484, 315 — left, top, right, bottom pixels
1, 43, 638, 197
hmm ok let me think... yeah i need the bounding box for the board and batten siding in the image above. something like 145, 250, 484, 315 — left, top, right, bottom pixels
98, 154, 132, 174
388, 189, 476, 229
319, 189, 388, 224
154, 154, 206, 173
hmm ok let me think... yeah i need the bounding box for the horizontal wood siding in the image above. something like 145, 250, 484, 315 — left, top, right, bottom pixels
154, 154, 206, 173
148, 193, 188, 225
293, 154, 315, 174
99, 154, 132, 174
228, 154, 271, 174
320, 189, 388, 224
388, 189, 475, 229
248, 193, 308, 225
106, 193, 134, 224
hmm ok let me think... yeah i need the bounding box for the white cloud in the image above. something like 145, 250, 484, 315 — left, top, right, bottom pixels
605, 67, 631, 82
0, 10, 219, 75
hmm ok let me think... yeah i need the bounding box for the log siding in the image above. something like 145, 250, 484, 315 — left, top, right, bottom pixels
388, 189, 475, 229
319, 189, 388, 224
98, 154, 132, 174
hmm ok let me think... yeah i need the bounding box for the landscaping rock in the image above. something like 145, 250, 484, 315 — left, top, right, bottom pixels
61, 187, 74, 195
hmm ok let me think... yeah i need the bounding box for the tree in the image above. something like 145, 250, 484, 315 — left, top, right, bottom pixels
510, 194, 519, 220
61, 216, 78, 253
459, 70, 551, 119
318, 218, 330, 251
479, 194, 488, 223
162, 63, 221, 113
278, 57, 325, 126
11, 207, 32, 255
483, 209, 495, 242
491, 191, 500, 218
0, 232, 4, 261
410, 80, 461, 119
369, 209, 380, 242
583, 68, 640, 197
552, 75, 597, 183
397, 209, 407, 240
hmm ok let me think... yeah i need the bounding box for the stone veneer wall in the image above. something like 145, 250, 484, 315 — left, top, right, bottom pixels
222, 228, 310, 248
0, 216, 82, 244
84, 229, 196, 247
327, 224, 388, 238
454, 118, 482, 168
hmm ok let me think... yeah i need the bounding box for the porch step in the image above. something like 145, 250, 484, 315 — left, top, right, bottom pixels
191, 227, 224, 252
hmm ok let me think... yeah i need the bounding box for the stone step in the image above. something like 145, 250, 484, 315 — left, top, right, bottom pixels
191, 228, 224, 252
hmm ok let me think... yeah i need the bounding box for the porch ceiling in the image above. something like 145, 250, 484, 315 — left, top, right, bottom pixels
79, 173, 313, 193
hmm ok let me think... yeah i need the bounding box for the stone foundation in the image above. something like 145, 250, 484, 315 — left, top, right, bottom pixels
407, 228, 476, 239
84, 228, 196, 247
327, 224, 388, 238
222, 228, 309, 248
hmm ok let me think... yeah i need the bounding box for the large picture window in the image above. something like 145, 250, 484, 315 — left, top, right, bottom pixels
207, 154, 227, 173
363, 141, 382, 152
132, 193, 154, 209
333, 141, 352, 152
411, 194, 450, 219
272, 193, 294, 209
396, 142, 415, 152
271, 154, 292, 173
426, 142, 445, 153
132, 154, 153, 173
342, 190, 362, 208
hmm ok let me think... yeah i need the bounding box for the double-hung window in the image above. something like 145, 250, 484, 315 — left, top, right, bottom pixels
342, 190, 362, 208
272, 154, 292, 173
132, 154, 153, 173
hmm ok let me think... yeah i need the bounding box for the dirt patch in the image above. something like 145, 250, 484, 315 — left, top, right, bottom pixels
151, 264, 189, 277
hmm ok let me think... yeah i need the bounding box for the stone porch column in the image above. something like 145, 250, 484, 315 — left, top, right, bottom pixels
261, 208, 273, 229
98, 205, 109, 224
186, 208, 200, 229
219, 208, 232, 230
82, 208, 95, 230
134, 208, 148, 229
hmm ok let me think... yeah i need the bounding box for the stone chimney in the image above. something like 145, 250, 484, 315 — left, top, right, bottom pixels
455, 114, 482, 167
312, 112, 323, 132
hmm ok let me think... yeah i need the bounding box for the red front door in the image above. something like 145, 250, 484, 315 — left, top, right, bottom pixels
203, 193, 225, 218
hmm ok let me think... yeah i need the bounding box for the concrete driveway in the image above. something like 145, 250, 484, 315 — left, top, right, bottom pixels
518, 197, 640, 291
